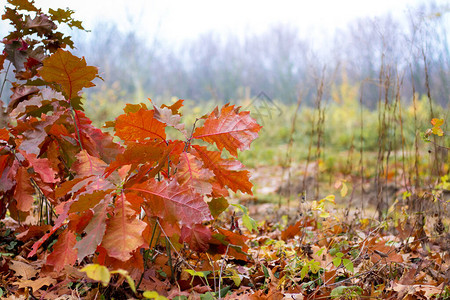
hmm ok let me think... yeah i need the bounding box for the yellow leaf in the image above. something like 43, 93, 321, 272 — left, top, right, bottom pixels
81, 264, 110, 287
143, 291, 169, 300
322, 195, 336, 204
319, 211, 330, 218
111, 269, 136, 293
340, 182, 348, 197
432, 127, 444, 136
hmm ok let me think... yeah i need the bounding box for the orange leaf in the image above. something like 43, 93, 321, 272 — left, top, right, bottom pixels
105, 140, 167, 177
431, 118, 444, 127
38, 49, 98, 99
101, 194, 147, 261
0, 128, 9, 141
192, 104, 261, 157
14, 167, 35, 211
46, 230, 78, 272
115, 108, 166, 142
161, 99, 184, 115
192, 145, 253, 195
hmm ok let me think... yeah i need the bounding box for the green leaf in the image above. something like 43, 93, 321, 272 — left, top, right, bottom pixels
184, 269, 210, 280
330, 286, 347, 298
218, 286, 232, 298
309, 260, 321, 273
199, 292, 215, 300
343, 259, 354, 273
262, 265, 270, 278
208, 197, 229, 218
332, 257, 341, 268
231, 203, 257, 232
300, 264, 309, 279
242, 214, 258, 233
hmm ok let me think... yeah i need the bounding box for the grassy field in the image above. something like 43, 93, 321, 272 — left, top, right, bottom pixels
83, 86, 449, 220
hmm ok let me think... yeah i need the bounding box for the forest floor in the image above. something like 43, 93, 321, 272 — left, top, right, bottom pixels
1, 164, 449, 299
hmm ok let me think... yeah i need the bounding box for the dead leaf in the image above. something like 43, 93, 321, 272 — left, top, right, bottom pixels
10, 260, 38, 280
15, 276, 57, 291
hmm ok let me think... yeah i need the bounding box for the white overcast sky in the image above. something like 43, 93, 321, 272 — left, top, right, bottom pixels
22, 0, 447, 44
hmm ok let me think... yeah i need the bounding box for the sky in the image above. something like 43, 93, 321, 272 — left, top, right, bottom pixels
22, 0, 448, 45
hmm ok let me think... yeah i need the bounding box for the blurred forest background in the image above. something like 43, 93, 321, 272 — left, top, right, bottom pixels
1, 2, 449, 112
72, 2, 448, 109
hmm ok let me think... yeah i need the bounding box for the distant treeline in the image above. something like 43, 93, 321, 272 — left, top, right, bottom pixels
74, 2, 448, 107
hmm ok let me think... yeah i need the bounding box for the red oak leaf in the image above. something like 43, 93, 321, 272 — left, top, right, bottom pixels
180, 224, 212, 252
175, 152, 213, 195
46, 230, 77, 272
21, 152, 58, 183
28, 201, 72, 257
105, 140, 167, 178
192, 104, 261, 157
25, 14, 57, 36
115, 108, 166, 143
74, 199, 109, 262
8, 85, 40, 112
72, 150, 108, 177
38, 49, 98, 99
14, 167, 35, 211
154, 105, 187, 136
69, 189, 113, 213
101, 194, 147, 261
75, 111, 122, 164
129, 179, 212, 226
192, 145, 253, 195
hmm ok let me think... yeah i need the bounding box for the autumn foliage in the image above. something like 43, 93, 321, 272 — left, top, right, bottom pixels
0, 0, 261, 274
1, 1, 449, 299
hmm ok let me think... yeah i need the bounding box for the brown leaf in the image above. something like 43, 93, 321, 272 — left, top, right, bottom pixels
25, 14, 56, 36
8, 85, 40, 112
10, 260, 38, 280
15, 276, 57, 291
38, 49, 98, 100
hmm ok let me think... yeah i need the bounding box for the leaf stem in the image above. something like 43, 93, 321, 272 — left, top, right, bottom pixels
0, 61, 12, 100
69, 106, 84, 151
